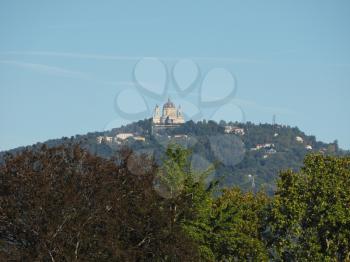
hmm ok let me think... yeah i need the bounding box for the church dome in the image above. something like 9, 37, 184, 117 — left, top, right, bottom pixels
163, 98, 175, 108
152, 98, 185, 125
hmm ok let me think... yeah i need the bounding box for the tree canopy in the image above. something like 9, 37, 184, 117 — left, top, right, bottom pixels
264, 154, 350, 261
1, 144, 349, 261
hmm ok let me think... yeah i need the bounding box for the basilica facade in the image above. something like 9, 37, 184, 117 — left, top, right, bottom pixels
152, 98, 184, 125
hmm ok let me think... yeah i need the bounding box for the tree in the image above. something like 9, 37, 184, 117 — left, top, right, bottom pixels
264, 154, 350, 261
155, 143, 216, 260
156, 144, 270, 261
209, 188, 269, 261
3, 143, 349, 261
0, 145, 200, 261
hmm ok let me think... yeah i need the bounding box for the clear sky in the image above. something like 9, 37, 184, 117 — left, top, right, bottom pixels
0, 0, 349, 151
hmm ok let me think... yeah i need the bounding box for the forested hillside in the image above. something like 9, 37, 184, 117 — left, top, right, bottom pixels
1, 119, 347, 194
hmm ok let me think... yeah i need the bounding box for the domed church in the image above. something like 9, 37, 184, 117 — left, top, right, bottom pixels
152, 98, 185, 125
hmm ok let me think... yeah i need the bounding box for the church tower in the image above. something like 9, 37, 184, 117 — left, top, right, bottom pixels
153, 105, 161, 124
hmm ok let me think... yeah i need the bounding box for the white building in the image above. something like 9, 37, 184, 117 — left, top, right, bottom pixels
251, 143, 275, 151
153, 98, 185, 125
96, 136, 114, 144
224, 126, 245, 135
134, 136, 146, 142
96, 136, 104, 144
116, 133, 134, 140
174, 134, 188, 139
96, 133, 144, 144
296, 136, 304, 143
104, 136, 113, 143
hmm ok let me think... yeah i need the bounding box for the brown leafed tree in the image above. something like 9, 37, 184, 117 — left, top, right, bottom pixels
0, 144, 200, 261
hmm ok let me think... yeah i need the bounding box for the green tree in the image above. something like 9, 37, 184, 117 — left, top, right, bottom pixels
155, 144, 216, 260
209, 188, 269, 261
157, 144, 271, 261
264, 154, 350, 261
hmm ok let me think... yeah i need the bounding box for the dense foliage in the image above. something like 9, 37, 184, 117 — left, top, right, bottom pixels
1, 119, 346, 196
264, 154, 350, 261
1, 144, 350, 261
0, 145, 199, 261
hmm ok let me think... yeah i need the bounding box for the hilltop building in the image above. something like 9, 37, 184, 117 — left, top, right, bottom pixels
296, 136, 304, 143
224, 126, 245, 135
152, 98, 184, 126
96, 133, 145, 144
116, 133, 134, 140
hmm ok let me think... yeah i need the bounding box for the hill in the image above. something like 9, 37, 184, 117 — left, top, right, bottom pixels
1, 119, 347, 194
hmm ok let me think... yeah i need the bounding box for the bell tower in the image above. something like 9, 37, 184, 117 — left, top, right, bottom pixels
152, 105, 161, 124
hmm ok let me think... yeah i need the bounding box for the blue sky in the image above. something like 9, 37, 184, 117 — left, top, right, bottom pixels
0, 0, 349, 150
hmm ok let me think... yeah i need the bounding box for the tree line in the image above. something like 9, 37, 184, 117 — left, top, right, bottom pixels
1, 144, 349, 261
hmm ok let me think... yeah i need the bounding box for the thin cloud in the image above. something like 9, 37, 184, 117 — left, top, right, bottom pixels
0, 60, 89, 79
0, 51, 268, 64
2, 51, 349, 67
0, 60, 140, 86
0, 51, 141, 61
103, 80, 136, 86
191, 57, 267, 64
